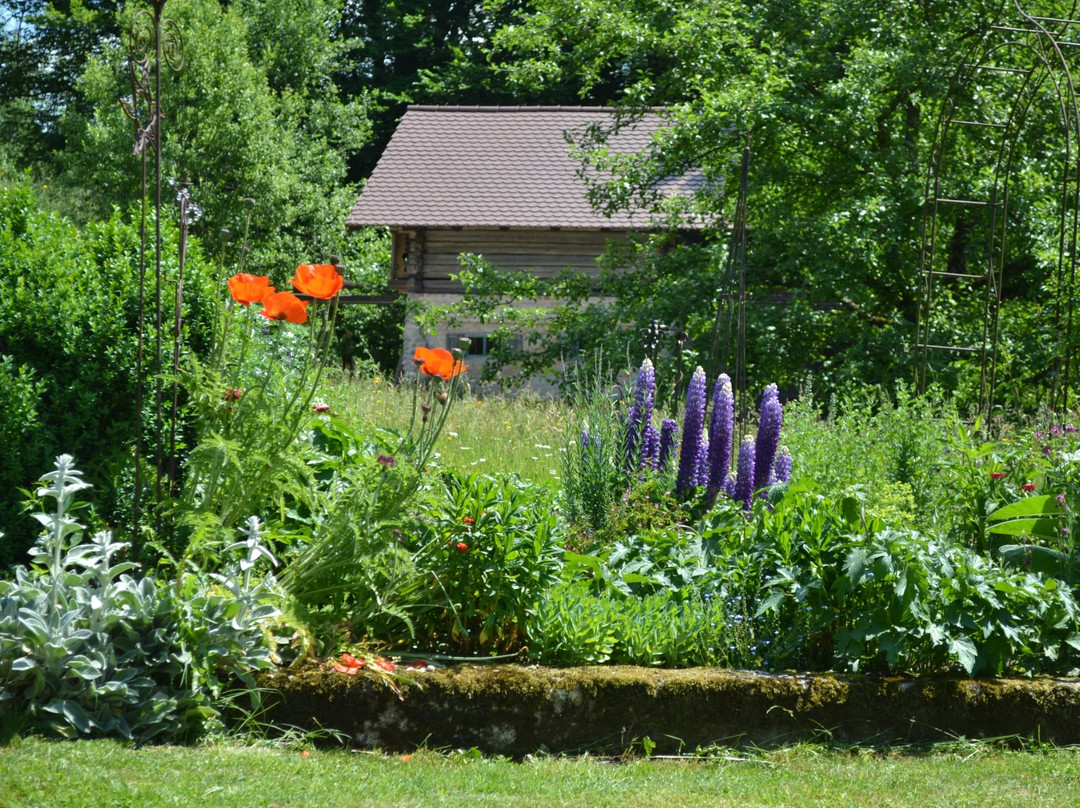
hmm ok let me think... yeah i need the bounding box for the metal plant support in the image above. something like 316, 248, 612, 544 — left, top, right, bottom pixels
917, 0, 1080, 415
707, 141, 750, 422
120, 0, 185, 557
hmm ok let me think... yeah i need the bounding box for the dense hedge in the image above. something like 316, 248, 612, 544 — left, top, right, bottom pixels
0, 178, 216, 564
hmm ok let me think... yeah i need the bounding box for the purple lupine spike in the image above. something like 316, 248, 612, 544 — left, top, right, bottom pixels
623, 358, 656, 469
694, 431, 710, 487
773, 445, 793, 484
675, 366, 707, 496
753, 384, 783, 492
581, 425, 591, 451
723, 472, 737, 500
733, 435, 756, 509
706, 374, 735, 499
642, 423, 660, 469
657, 418, 678, 471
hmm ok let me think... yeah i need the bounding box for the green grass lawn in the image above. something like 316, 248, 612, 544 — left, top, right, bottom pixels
2, 738, 1079, 807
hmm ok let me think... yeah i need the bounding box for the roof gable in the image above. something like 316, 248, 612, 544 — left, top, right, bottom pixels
345, 105, 697, 231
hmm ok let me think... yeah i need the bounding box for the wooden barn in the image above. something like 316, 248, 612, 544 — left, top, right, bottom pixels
345, 105, 703, 385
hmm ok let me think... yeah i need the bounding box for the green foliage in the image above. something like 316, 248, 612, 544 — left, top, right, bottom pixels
698, 484, 1080, 676
409, 471, 564, 654
0, 456, 280, 743
782, 383, 954, 525
0, 176, 216, 565
280, 360, 472, 647
526, 582, 742, 668
58, 0, 370, 276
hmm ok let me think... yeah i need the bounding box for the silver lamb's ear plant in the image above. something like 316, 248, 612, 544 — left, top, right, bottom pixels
29, 454, 92, 612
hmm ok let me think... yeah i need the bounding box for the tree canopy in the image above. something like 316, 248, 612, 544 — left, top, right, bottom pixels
2, 0, 1078, 406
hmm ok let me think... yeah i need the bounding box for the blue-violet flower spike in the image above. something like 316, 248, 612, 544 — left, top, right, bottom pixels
706, 374, 735, 500
753, 384, 783, 492
676, 366, 707, 496
734, 435, 756, 509
658, 419, 678, 471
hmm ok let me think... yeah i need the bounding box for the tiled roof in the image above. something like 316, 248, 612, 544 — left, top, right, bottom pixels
345, 105, 701, 230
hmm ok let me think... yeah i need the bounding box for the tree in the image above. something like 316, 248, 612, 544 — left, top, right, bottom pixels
450, 0, 1067, 405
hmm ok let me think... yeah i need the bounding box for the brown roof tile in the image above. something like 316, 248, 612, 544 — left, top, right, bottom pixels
345, 105, 701, 230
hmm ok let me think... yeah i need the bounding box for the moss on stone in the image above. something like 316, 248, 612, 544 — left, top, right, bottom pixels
255, 664, 1080, 756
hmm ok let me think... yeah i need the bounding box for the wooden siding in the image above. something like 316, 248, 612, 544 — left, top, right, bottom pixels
402, 228, 630, 293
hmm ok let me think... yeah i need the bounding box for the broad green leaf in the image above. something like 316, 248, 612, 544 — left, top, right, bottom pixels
987, 518, 1061, 539
987, 495, 1062, 522
948, 635, 978, 675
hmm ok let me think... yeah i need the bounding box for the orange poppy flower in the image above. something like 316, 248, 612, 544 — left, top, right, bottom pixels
291, 263, 344, 300
413, 346, 466, 380
260, 291, 309, 324
227, 273, 274, 306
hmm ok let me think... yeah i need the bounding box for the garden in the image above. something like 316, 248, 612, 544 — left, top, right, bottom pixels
8, 0, 1080, 801
4, 242, 1080, 750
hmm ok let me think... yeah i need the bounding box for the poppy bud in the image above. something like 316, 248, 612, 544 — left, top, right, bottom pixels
436, 391, 448, 405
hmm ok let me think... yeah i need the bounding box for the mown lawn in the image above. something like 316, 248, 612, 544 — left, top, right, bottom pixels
2, 737, 1079, 807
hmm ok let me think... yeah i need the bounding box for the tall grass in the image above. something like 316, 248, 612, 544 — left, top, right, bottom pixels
320, 371, 571, 487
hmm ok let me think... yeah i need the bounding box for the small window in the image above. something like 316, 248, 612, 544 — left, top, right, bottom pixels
447, 333, 521, 357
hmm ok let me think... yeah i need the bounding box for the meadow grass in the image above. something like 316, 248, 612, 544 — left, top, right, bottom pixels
321, 370, 571, 487
2, 737, 1078, 808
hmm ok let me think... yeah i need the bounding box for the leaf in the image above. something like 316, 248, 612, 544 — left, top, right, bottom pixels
43, 699, 91, 734
997, 544, 1080, 578
987, 518, 1062, 539
844, 547, 868, 583
754, 590, 786, 617
10, 656, 36, 672
987, 495, 1063, 521
947, 635, 978, 675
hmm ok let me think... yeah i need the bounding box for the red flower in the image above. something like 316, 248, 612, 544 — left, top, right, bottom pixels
454, 542, 469, 552
1022, 483, 1037, 492
462, 516, 475, 525
312, 403, 331, 413
223, 387, 244, 402
260, 290, 309, 324
333, 652, 365, 675
291, 263, 344, 300
413, 346, 466, 380
227, 273, 274, 306
372, 657, 396, 672
377, 454, 396, 468
990, 472, 1005, 481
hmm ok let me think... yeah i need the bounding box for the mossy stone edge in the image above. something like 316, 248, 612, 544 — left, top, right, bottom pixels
255, 665, 1080, 755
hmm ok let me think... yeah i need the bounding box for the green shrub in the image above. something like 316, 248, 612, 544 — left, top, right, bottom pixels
409, 470, 565, 654
0, 178, 216, 565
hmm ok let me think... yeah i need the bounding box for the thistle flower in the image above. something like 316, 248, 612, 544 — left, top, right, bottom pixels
753, 384, 783, 492
624, 358, 656, 469
773, 446, 793, 484
734, 435, 756, 509
676, 366, 707, 496
658, 419, 679, 471
706, 374, 734, 500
